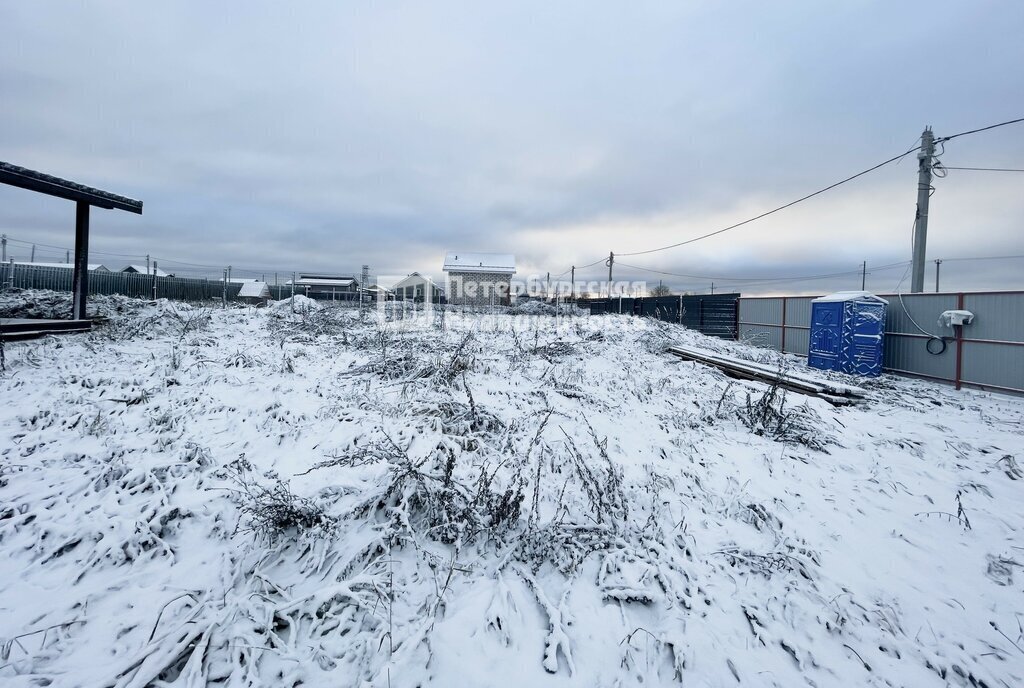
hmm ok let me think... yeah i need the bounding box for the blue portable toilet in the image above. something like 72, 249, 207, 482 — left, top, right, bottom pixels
807, 291, 887, 377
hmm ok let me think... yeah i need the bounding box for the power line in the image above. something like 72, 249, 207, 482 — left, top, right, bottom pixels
613, 115, 1024, 259
615, 144, 923, 257
942, 166, 1024, 173
934, 116, 1024, 143
616, 260, 913, 290
941, 254, 1024, 262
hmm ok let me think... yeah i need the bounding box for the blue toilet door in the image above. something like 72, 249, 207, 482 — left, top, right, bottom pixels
845, 302, 885, 376
808, 302, 843, 371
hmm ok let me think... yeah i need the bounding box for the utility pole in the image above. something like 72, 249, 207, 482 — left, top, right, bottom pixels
570, 266, 575, 303
66, 249, 70, 264
934, 258, 942, 293
912, 126, 935, 293
146, 254, 150, 274
222, 268, 228, 309
861, 261, 867, 290
606, 252, 614, 298
152, 261, 159, 300
545, 272, 550, 301
30, 244, 35, 263
227, 265, 232, 284
710, 282, 715, 295
0, 234, 5, 262
291, 272, 296, 312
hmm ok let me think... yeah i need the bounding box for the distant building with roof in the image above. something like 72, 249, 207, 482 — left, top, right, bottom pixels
237, 281, 271, 305
392, 272, 444, 303
286, 273, 359, 301
16, 262, 109, 272
121, 264, 169, 277
442, 252, 515, 306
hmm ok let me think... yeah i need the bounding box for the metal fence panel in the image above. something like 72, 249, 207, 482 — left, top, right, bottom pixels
785, 327, 810, 356
738, 324, 782, 350
960, 341, 1024, 393
884, 293, 957, 338
962, 292, 1024, 343
739, 298, 782, 327
585, 294, 739, 339
883, 333, 956, 381
0, 264, 242, 304
784, 297, 815, 329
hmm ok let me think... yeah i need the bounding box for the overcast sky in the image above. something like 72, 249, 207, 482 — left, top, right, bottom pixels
2, 1, 1023, 294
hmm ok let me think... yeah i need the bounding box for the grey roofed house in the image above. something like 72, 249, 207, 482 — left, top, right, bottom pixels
392, 272, 444, 302
237, 280, 271, 304
442, 252, 516, 306
121, 264, 169, 277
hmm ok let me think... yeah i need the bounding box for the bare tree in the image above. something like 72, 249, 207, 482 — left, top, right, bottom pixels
650, 284, 673, 297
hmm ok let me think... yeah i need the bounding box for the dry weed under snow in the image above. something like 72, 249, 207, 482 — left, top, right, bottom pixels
1, 291, 1023, 687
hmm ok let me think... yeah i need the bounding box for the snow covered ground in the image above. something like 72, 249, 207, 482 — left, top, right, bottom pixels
1, 292, 1022, 687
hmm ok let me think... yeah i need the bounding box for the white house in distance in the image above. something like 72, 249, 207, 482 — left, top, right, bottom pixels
237, 281, 271, 305
392, 272, 444, 303
442, 252, 516, 306
121, 264, 169, 277
16, 262, 109, 271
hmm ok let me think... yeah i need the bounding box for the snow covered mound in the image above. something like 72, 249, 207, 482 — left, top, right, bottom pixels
1, 299, 1022, 687
269, 294, 322, 312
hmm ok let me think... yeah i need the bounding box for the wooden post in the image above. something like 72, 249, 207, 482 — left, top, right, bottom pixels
71, 201, 90, 320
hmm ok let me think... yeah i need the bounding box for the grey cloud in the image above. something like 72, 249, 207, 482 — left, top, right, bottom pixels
1, 1, 1022, 291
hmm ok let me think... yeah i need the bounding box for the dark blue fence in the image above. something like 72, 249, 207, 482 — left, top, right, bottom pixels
583, 293, 739, 339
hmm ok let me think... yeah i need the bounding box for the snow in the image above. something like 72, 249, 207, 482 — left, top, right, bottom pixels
443, 252, 516, 274
813, 290, 889, 304
268, 294, 321, 312
1, 290, 1023, 687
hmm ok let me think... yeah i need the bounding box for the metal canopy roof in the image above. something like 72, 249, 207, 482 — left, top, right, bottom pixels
0, 160, 143, 213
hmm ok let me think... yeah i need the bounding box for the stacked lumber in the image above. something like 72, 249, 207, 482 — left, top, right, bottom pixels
666, 344, 866, 405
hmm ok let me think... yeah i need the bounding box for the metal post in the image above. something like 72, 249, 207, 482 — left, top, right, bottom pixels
222, 269, 227, 308
360, 264, 369, 318
71, 201, 90, 320
954, 292, 964, 390
861, 261, 867, 290
912, 127, 935, 293
152, 261, 158, 300
780, 297, 788, 353
934, 259, 942, 292
606, 252, 614, 298
7, 258, 13, 289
